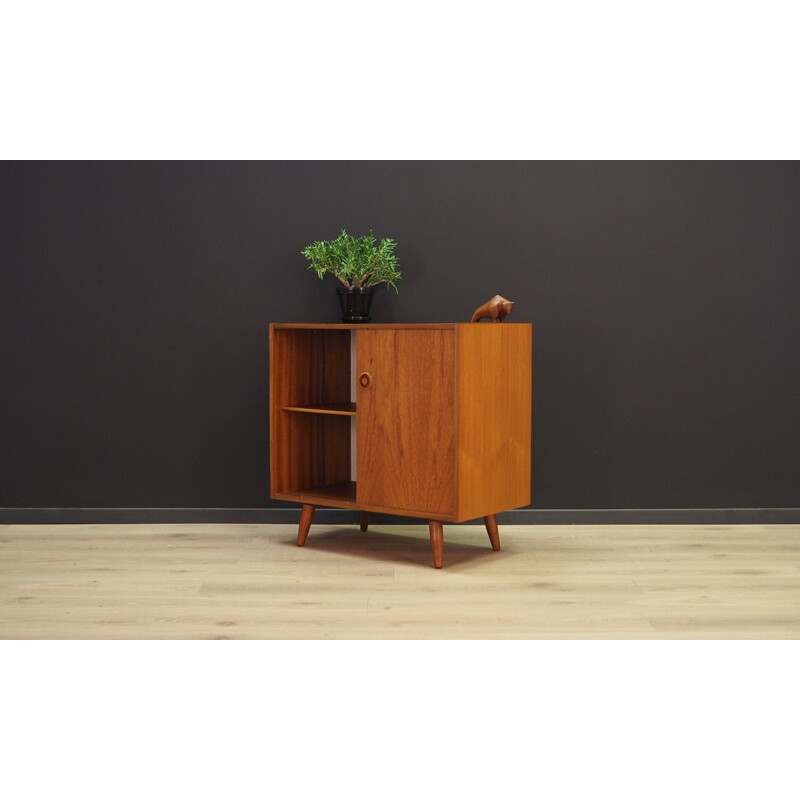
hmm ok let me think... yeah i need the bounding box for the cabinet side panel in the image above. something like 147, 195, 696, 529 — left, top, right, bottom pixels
456, 324, 532, 521
269, 325, 285, 495
270, 328, 350, 495
357, 329, 456, 517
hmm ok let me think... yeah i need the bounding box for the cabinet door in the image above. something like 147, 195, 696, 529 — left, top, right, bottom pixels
356, 329, 455, 517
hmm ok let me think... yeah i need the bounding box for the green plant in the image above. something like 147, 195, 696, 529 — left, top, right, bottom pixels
301, 229, 402, 292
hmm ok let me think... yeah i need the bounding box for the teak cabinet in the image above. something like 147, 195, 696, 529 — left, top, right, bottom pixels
269, 323, 532, 568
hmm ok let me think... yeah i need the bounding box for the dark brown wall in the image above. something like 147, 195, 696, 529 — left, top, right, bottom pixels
1, 161, 799, 513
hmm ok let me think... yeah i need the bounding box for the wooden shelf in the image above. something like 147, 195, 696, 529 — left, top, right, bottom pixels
273, 482, 456, 520
282, 403, 356, 417
274, 481, 357, 509
272, 323, 459, 330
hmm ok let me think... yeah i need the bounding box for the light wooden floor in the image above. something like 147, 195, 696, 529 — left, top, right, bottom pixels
1, 522, 799, 639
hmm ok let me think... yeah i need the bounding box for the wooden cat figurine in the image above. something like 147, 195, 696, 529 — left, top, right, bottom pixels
470, 295, 515, 323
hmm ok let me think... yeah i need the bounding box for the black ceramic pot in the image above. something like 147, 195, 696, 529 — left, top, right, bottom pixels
337, 286, 375, 323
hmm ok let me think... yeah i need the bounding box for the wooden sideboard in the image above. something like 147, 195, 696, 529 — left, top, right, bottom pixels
269, 323, 532, 568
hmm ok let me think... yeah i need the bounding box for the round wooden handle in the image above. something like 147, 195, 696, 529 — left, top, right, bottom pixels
359, 372, 372, 388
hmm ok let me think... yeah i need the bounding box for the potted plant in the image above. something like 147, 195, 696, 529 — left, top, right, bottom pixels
301, 229, 402, 322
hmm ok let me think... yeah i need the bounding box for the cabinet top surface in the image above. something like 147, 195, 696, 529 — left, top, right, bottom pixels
270, 322, 531, 330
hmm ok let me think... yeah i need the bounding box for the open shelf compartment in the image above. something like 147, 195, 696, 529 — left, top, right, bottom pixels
270, 326, 356, 499
273, 481, 357, 509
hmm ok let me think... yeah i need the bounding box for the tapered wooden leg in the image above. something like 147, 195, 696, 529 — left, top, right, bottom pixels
360, 511, 370, 532
297, 504, 315, 546
484, 514, 501, 550
428, 520, 444, 569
